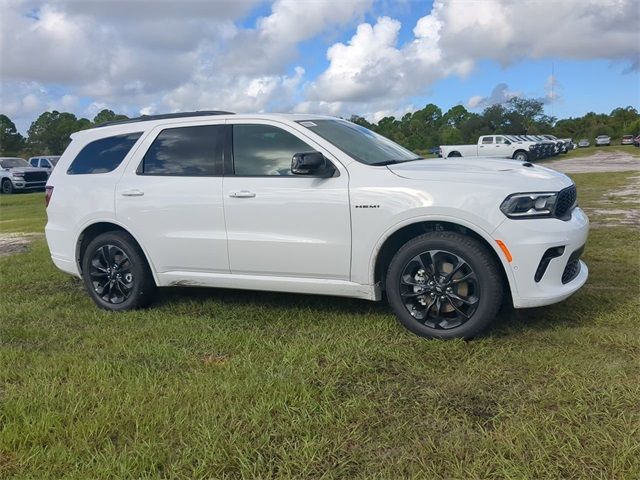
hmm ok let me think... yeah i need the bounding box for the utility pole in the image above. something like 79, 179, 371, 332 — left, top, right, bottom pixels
551, 62, 555, 118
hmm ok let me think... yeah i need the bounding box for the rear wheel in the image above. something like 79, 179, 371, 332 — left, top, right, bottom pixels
1, 179, 14, 194
385, 232, 503, 339
448, 151, 462, 157
81, 231, 156, 311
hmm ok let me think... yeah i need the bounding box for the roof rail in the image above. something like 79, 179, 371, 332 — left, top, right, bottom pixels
96, 110, 235, 127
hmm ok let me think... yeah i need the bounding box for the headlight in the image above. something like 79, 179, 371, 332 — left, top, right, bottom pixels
12, 172, 25, 178
500, 192, 557, 218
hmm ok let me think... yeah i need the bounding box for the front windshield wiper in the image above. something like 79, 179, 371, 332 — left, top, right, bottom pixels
369, 157, 424, 166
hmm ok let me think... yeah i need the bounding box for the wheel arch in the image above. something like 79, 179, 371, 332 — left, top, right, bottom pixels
372, 219, 514, 303
447, 151, 462, 157
512, 149, 528, 159
75, 220, 159, 285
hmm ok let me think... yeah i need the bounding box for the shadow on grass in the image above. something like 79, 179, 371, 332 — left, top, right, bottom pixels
152, 282, 611, 339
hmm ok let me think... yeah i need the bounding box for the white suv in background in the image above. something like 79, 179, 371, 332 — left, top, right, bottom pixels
45, 112, 589, 339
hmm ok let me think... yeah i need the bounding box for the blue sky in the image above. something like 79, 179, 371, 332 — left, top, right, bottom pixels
1, 0, 638, 133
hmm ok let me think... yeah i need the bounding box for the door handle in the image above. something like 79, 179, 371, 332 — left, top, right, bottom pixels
229, 190, 256, 198
121, 189, 144, 197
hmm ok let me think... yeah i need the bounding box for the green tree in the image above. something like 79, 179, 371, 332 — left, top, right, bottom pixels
93, 109, 129, 126
26, 111, 91, 155
0, 114, 25, 156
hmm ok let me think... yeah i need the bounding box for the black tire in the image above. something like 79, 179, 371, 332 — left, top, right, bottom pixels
81, 231, 156, 311
1, 179, 14, 194
513, 150, 529, 162
448, 151, 462, 157
385, 231, 503, 339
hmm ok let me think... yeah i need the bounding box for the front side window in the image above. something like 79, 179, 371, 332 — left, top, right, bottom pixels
233, 124, 313, 176
495, 136, 508, 144
297, 119, 418, 165
482, 137, 494, 144
140, 125, 224, 176
40, 159, 51, 168
68, 133, 142, 175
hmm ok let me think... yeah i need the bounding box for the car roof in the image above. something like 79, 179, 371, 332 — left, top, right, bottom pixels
72, 112, 342, 140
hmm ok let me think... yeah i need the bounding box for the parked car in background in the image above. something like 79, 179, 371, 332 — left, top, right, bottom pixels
577, 139, 590, 148
440, 135, 537, 161
0, 157, 49, 194
633, 135, 640, 147
29, 156, 61, 176
44, 111, 588, 340
620, 135, 634, 145
595, 135, 611, 146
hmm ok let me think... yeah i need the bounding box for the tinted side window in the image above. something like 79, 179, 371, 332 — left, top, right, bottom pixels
40, 159, 51, 168
29, 158, 38, 167
481, 137, 494, 144
233, 124, 313, 176
140, 125, 223, 176
67, 133, 142, 175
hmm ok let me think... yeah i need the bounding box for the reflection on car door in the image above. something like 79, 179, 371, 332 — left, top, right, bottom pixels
115, 122, 229, 274
223, 121, 351, 280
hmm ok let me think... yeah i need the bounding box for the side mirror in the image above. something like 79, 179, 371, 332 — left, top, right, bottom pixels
291, 152, 335, 177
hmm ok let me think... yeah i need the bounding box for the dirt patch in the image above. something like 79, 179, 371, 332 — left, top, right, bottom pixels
585, 175, 640, 229
543, 150, 640, 174
0, 233, 43, 257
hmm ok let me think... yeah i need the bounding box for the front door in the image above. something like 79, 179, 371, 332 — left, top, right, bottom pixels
116, 122, 229, 274
223, 121, 351, 280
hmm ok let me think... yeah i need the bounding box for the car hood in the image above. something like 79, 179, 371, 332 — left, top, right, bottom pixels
387, 157, 572, 190
2, 167, 49, 173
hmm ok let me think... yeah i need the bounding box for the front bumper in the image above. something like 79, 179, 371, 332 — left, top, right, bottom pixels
493, 207, 589, 308
11, 179, 47, 190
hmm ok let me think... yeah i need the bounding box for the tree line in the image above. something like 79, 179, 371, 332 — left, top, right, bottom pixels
1, 100, 638, 157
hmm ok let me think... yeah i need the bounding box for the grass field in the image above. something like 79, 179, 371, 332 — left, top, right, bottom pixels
1, 170, 639, 478
559, 144, 640, 159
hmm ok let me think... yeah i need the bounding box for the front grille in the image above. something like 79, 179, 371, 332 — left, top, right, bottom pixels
23, 171, 48, 182
561, 245, 584, 284
555, 185, 577, 219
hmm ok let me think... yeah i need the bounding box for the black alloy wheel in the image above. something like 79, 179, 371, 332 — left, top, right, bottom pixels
81, 231, 156, 311
89, 244, 134, 304
385, 231, 503, 339
399, 249, 479, 330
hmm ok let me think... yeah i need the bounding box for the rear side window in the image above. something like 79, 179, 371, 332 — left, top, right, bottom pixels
139, 125, 224, 176
481, 137, 494, 144
67, 133, 142, 175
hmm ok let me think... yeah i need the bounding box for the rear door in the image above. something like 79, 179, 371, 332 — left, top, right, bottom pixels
115, 121, 229, 274
222, 120, 351, 280
478, 136, 494, 155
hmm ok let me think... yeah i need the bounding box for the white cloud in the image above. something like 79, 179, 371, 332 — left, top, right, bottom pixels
467, 83, 520, 109
1, 0, 638, 132
303, 0, 638, 120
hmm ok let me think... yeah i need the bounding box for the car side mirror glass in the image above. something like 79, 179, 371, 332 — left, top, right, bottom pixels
291, 152, 335, 177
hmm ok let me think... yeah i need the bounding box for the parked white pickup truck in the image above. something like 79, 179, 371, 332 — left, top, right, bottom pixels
440, 135, 537, 162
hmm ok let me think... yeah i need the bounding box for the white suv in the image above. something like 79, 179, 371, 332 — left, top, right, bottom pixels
45, 112, 589, 339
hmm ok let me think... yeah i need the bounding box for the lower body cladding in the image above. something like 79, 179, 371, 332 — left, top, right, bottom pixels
493, 207, 589, 308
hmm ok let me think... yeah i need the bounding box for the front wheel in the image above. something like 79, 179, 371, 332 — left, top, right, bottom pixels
81, 231, 156, 311
385, 232, 504, 339
1, 179, 14, 194
513, 151, 529, 162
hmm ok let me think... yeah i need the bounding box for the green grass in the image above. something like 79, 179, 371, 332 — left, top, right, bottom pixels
1, 173, 639, 479
0, 191, 46, 233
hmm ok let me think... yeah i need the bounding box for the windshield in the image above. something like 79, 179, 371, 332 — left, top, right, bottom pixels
297, 119, 420, 165
0, 158, 29, 168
